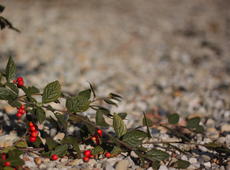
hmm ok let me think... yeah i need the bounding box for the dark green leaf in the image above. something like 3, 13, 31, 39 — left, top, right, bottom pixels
118, 112, 127, 119
30, 136, 42, 148
78, 89, 91, 100
35, 107, 46, 123
96, 107, 112, 117
173, 159, 190, 169
3, 167, 15, 170
0, 87, 17, 100
6, 82, 18, 94
104, 98, 118, 107
7, 158, 24, 166
89, 82, 96, 98
143, 112, 152, 138
26, 86, 40, 95
151, 160, 161, 170
51, 144, 68, 157
7, 149, 23, 159
66, 95, 90, 113
92, 146, 104, 155
5, 56, 16, 81
55, 113, 68, 130
96, 109, 109, 127
146, 149, 169, 161
46, 137, 58, 151
194, 125, 204, 133
186, 117, 200, 129
61, 136, 81, 157
0, 5, 5, 13
42, 80, 61, 103
111, 146, 122, 156
122, 130, 148, 147
113, 113, 127, 138
15, 140, 28, 148
167, 113, 180, 124
7, 99, 21, 108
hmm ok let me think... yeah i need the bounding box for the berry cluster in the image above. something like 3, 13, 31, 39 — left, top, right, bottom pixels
1, 153, 11, 167
16, 104, 26, 118
13, 77, 24, 87
28, 122, 38, 142
82, 129, 111, 162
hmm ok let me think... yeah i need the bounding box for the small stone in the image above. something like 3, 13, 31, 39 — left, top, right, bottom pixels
130, 151, 138, 158
207, 128, 219, 139
206, 119, 215, 127
159, 165, 168, 170
204, 162, 211, 168
34, 157, 42, 165
181, 155, 188, 161
115, 160, 130, 170
189, 158, 197, 164
201, 155, 211, 161
54, 132, 65, 141
102, 161, 115, 170
221, 124, 230, 132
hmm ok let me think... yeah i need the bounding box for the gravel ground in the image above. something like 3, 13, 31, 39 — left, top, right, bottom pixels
0, 0, 230, 169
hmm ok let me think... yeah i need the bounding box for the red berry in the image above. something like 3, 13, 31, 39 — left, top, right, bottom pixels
20, 104, 25, 109
105, 152, 111, 158
16, 112, 22, 118
91, 136, 97, 141
97, 129, 103, 136
30, 126, 36, 132
83, 156, 89, 162
89, 154, 94, 158
83, 150, 91, 157
4, 161, 11, 167
1, 153, 7, 160
29, 122, 34, 127
17, 77, 23, 81
18, 109, 25, 115
51, 154, 58, 160
29, 136, 36, 142
17, 80, 24, 87
31, 131, 38, 137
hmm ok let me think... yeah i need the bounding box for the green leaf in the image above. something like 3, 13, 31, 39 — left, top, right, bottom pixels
92, 146, 104, 155
66, 95, 90, 113
89, 82, 96, 98
151, 160, 161, 170
3, 167, 15, 170
186, 117, 200, 129
146, 149, 169, 161
122, 130, 148, 147
25, 86, 40, 96
78, 89, 91, 100
0, 87, 17, 100
113, 113, 127, 138
35, 107, 46, 123
143, 112, 152, 138
0, 5, 5, 13
5, 56, 16, 82
6, 82, 18, 94
42, 80, 61, 103
61, 136, 81, 157
15, 140, 28, 148
118, 112, 127, 119
46, 137, 58, 151
173, 159, 190, 169
104, 98, 118, 107
96, 109, 109, 127
51, 144, 68, 157
111, 146, 122, 156
7, 99, 21, 108
8, 158, 24, 166
55, 113, 68, 130
7, 149, 23, 159
142, 117, 153, 127
167, 113, 180, 124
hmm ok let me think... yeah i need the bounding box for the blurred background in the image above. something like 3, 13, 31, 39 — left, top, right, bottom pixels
0, 0, 230, 123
